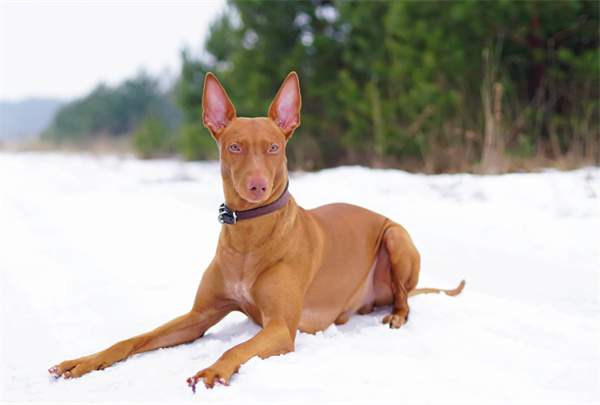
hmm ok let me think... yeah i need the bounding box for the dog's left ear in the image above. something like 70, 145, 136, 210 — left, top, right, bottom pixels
268, 72, 302, 139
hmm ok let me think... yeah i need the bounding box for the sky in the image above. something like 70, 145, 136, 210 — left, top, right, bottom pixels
0, 0, 225, 102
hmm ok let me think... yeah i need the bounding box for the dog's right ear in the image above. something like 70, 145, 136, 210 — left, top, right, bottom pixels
202, 72, 236, 140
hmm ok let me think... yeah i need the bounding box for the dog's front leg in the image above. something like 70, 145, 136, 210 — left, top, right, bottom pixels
50, 263, 232, 379
187, 318, 294, 390
188, 266, 302, 390
50, 308, 228, 379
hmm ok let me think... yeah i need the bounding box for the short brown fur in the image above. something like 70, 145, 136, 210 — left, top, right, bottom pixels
49, 72, 464, 390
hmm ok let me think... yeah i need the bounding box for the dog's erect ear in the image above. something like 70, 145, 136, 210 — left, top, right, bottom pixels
202, 72, 236, 139
268, 72, 302, 138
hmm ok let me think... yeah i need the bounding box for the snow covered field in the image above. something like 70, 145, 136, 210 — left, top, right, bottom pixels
1, 152, 598, 405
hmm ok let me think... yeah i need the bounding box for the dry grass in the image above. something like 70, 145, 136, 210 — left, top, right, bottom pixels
3, 136, 136, 157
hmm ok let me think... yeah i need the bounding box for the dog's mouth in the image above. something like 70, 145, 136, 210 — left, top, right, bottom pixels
240, 193, 269, 204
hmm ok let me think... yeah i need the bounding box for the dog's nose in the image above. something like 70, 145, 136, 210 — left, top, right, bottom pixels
247, 177, 268, 201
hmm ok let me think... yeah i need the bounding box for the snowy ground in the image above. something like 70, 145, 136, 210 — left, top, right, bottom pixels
0, 151, 598, 405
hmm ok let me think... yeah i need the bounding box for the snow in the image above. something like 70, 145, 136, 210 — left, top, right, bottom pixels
0, 151, 598, 404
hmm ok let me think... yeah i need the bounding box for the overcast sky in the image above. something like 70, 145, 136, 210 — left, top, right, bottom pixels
0, 0, 225, 102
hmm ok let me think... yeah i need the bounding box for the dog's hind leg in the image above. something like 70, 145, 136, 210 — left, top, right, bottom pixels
381, 224, 420, 329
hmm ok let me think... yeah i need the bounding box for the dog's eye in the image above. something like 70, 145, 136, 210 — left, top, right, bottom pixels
267, 144, 280, 154
228, 143, 242, 153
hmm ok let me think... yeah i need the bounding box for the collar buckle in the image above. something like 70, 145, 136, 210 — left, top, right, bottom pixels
218, 204, 237, 225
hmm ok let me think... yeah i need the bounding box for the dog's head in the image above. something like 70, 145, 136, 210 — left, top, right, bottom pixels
202, 72, 301, 207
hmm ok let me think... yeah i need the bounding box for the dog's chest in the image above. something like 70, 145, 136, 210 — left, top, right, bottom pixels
223, 274, 262, 324
225, 278, 253, 304
218, 247, 261, 305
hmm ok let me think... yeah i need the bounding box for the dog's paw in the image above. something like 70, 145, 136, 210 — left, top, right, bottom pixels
49, 355, 102, 379
382, 313, 406, 329
187, 363, 235, 391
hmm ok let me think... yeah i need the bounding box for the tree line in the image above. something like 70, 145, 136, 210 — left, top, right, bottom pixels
45, 0, 599, 172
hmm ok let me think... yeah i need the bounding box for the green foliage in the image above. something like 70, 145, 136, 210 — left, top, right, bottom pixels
178, 123, 218, 160
175, 52, 220, 160
176, 0, 346, 166
44, 72, 180, 143
176, 0, 599, 170
39, 1, 599, 169
132, 114, 173, 159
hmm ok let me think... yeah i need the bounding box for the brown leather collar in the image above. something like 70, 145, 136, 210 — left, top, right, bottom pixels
218, 182, 290, 225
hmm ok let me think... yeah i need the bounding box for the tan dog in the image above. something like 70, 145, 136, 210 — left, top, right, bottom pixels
49, 72, 464, 390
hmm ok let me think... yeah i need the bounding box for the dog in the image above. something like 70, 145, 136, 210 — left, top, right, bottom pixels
49, 72, 464, 390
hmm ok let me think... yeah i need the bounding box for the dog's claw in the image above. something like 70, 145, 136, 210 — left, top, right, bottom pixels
188, 367, 231, 391
48, 366, 60, 378
382, 313, 406, 329
187, 376, 198, 393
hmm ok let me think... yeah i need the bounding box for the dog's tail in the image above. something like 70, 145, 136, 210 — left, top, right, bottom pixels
408, 280, 465, 298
